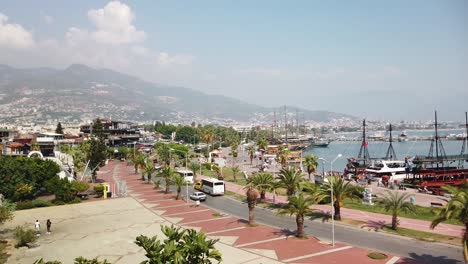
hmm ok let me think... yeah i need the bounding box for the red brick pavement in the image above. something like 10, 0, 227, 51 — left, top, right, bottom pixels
104, 162, 424, 264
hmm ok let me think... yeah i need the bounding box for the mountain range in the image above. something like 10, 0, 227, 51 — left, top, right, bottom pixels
0, 64, 356, 123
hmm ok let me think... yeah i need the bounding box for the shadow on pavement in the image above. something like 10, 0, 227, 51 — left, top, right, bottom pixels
398, 253, 463, 264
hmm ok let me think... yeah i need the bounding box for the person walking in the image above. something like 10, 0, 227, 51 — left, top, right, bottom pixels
34, 220, 41, 236
46, 219, 52, 234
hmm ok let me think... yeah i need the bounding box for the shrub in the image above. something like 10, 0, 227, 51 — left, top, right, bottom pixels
31, 199, 53, 208
0, 201, 15, 224
16, 201, 34, 210
67, 197, 82, 204
93, 185, 104, 197
367, 252, 388, 260
14, 226, 37, 248
52, 200, 66, 206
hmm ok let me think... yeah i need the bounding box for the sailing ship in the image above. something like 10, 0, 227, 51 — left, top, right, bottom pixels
408, 112, 468, 189
345, 119, 371, 178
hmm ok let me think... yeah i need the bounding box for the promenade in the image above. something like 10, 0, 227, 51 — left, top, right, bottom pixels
4, 161, 461, 263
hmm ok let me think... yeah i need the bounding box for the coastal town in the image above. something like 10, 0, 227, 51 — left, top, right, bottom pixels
1, 1, 467, 263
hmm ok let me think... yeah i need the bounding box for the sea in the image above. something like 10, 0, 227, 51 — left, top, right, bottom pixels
303, 129, 468, 173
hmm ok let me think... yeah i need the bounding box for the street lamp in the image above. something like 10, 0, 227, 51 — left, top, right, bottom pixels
319, 153, 342, 247
171, 148, 189, 203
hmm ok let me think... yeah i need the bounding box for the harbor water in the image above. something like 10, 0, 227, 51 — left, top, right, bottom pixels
304, 129, 467, 174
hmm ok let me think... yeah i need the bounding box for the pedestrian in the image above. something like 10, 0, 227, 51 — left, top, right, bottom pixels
34, 220, 41, 235
46, 219, 52, 234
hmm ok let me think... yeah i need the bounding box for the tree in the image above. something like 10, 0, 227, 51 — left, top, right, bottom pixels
55, 122, 64, 134
190, 162, 200, 181
431, 186, 468, 262
376, 190, 416, 230
247, 146, 256, 165
71, 181, 89, 196
159, 167, 176, 194
303, 154, 319, 183
135, 225, 222, 264
172, 174, 185, 200
277, 167, 304, 196
142, 159, 155, 183
245, 184, 259, 226
132, 153, 146, 174
230, 142, 239, 158
201, 130, 215, 158
30, 142, 40, 152
277, 189, 325, 238
87, 119, 107, 183
277, 146, 290, 168
155, 143, 171, 166
231, 165, 240, 182
257, 138, 268, 151
0, 200, 15, 224
320, 176, 360, 220
247, 173, 275, 201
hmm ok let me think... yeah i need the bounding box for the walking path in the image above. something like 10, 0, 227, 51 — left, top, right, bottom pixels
215, 176, 463, 238
107, 162, 427, 264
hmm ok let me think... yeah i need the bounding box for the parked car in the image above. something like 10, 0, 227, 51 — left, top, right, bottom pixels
189, 191, 207, 201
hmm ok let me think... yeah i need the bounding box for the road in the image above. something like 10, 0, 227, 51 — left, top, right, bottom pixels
183, 185, 464, 264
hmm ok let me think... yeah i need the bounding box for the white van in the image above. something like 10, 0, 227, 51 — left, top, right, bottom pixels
176, 170, 194, 184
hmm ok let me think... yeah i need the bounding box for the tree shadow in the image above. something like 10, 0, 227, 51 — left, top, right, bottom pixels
272, 228, 295, 237
307, 210, 331, 223
361, 220, 386, 231
398, 253, 463, 264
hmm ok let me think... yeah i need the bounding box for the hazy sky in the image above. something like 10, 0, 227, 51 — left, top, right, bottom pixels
0, 1, 466, 120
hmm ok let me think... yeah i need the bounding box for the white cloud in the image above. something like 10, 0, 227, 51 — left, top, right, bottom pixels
87, 1, 146, 44
0, 13, 34, 49
157, 52, 195, 66
40, 11, 54, 24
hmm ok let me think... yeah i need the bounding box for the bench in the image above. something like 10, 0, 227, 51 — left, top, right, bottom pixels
430, 202, 443, 207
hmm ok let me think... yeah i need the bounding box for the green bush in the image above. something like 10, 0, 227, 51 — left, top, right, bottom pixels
68, 197, 82, 204
93, 185, 104, 197
14, 226, 37, 248
52, 200, 66, 206
0, 201, 15, 224
31, 199, 53, 208
16, 201, 33, 210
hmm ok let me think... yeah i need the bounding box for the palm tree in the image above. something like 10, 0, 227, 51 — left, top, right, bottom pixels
303, 154, 319, 183
247, 173, 275, 201
277, 189, 325, 238
431, 186, 468, 262
277, 146, 290, 168
231, 165, 240, 182
202, 130, 215, 157
155, 143, 171, 166
247, 145, 256, 165
172, 174, 186, 200
190, 161, 200, 181
245, 184, 259, 226
142, 159, 155, 183
257, 138, 268, 151
159, 167, 176, 194
30, 142, 40, 151
377, 190, 416, 230
277, 167, 304, 196
132, 153, 146, 174
320, 176, 360, 220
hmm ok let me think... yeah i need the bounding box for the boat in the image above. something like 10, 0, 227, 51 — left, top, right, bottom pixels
311, 138, 330, 147
345, 119, 371, 179
407, 112, 468, 188
365, 160, 410, 182
398, 130, 408, 142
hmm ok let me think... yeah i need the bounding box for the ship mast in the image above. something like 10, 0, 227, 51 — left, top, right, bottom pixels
385, 124, 397, 160
459, 112, 468, 168
428, 111, 447, 168
284, 106, 288, 145
358, 119, 370, 164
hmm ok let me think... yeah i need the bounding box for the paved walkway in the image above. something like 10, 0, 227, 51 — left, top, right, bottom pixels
112, 162, 424, 264
216, 176, 464, 238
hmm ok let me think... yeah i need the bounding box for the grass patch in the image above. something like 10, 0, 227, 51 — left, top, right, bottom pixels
381, 226, 461, 245
212, 213, 223, 217
225, 191, 247, 202
342, 198, 462, 226
0, 240, 9, 264
367, 252, 388, 260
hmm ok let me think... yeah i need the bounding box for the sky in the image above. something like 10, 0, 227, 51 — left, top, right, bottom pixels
0, 0, 466, 121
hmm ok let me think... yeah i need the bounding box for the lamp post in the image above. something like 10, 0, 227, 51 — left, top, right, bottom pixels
171, 148, 189, 203
319, 153, 342, 247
